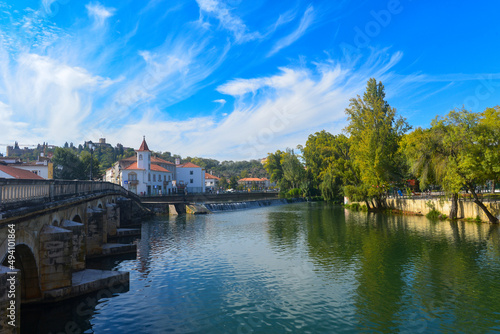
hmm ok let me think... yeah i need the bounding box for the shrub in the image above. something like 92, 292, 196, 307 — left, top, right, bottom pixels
288, 188, 301, 198
426, 209, 441, 220
350, 203, 361, 211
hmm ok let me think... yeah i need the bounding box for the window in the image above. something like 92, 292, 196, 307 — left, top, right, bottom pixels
190, 170, 193, 175
128, 173, 137, 181
190, 179, 194, 183
153, 174, 156, 182
148, 173, 151, 181
158, 175, 162, 181
139, 154, 143, 160
168, 175, 171, 181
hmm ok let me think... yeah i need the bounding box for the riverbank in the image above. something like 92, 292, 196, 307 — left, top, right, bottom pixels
347, 197, 500, 223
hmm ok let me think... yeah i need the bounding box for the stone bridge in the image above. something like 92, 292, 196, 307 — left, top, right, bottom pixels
0, 179, 149, 332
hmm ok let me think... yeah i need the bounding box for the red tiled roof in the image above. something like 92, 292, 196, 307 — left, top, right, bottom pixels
125, 162, 142, 170
205, 173, 220, 180
121, 155, 174, 165
137, 138, 150, 151
177, 162, 201, 168
151, 164, 171, 172
152, 157, 174, 165
0, 165, 44, 179
238, 178, 268, 182
125, 162, 171, 173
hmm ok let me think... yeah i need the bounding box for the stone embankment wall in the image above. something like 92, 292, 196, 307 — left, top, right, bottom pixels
385, 198, 500, 221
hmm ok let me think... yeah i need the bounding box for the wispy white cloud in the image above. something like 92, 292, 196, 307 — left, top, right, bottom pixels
268, 5, 315, 57
213, 99, 226, 105
105, 50, 413, 160
0, 52, 111, 145
85, 2, 115, 27
196, 0, 261, 43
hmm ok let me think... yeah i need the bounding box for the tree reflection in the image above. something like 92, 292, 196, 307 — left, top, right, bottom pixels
295, 204, 500, 333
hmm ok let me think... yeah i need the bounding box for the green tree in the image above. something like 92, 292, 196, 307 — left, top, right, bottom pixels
281, 148, 305, 190
303, 130, 337, 184
345, 78, 410, 208
433, 108, 499, 223
219, 176, 228, 189
264, 150, 285, 186
229, 176, 239, 190
80, 151, 101, 180
52, 147, 85, 180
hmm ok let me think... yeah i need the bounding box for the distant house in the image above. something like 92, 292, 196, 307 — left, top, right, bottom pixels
104, 138, 174, 196
0, 156, 53, 179
237, 177, 270, 190
0, 165, 45, 180
175, 162, 206, 193
205, 173, 220, 192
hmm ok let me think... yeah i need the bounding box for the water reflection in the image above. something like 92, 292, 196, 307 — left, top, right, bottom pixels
288, 206, 500, 333
22, 203, 500, 333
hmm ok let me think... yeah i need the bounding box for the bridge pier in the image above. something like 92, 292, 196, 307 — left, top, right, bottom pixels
39, 226, 72, 292
106, 203, 119, 237
86, 207, 107, 256
61, 220, 86, 271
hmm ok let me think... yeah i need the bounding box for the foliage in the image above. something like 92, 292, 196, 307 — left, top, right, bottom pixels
229, 176, 239, 190
287, 188, 301, 198
426, 209, 441, 220
52, 148, 85, 180
264, 150, 285, 185
281, 149, 305, 189
219, 176, 228, 189
345, 78, 410, 205
304, 132, 352, 203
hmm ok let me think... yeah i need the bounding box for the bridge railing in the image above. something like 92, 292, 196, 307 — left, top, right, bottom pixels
0, 179, 133, 208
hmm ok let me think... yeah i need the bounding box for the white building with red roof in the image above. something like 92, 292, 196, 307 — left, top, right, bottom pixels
174, 161, 206, 193
237, 177, 270, 190
104, 137, 174, 195
205, 172, 220, 192
0, 165, 45, 180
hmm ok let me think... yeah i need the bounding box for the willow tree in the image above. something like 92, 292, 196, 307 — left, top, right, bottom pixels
345, 78, 410, 208
432, 108, 500, 223
401, 127, 461, 219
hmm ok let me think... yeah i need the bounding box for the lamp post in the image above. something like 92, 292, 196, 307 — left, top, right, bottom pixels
89, 143, 94, 181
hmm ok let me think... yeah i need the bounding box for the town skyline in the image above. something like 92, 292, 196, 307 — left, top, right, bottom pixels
1, 1, 500, 160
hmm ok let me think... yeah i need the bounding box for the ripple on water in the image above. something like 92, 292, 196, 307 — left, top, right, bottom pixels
35, 203, 500, 334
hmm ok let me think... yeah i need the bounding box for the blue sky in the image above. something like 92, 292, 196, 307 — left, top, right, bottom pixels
1, 0, 500, 160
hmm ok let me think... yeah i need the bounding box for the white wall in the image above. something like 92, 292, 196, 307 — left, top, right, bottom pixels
15, 165, 50, 179
0, 170, 13, 178
177, 167, 205, 193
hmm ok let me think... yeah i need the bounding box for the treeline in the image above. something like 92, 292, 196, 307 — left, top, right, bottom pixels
264, 78, 500, 223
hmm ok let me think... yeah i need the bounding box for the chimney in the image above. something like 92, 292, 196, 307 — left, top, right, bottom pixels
175, 158, 180, 165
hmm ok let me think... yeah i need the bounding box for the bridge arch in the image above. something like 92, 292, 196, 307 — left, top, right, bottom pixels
2, 244, 41, 301
72, 214, 83, 223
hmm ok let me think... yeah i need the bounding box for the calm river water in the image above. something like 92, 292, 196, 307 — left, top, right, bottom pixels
23, 202, 500, 333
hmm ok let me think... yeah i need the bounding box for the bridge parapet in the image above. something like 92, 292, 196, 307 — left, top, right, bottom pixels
0, 179, 140, 212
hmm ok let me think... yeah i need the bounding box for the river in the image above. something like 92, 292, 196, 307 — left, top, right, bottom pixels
22, 202, 500, 333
